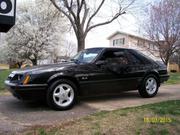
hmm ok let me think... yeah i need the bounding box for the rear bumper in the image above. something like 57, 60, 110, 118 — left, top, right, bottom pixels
5, 80, 47, 100
160, 74, 169, 83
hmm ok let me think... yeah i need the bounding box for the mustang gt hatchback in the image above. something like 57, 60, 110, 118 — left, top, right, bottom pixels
5, 48, 169, 110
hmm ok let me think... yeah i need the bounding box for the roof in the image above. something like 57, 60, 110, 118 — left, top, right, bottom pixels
86, 47, 134, 51
107, 31, 153, 42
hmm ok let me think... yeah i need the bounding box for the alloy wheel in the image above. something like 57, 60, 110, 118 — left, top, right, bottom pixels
53, 83, 74, 107
145, 77, 157, 95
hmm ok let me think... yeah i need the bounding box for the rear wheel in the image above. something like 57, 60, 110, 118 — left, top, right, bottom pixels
138, 75, 159, 98
47, 79, 77, 110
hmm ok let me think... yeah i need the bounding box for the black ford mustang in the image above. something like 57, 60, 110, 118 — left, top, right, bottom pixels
5, 48, 169, 110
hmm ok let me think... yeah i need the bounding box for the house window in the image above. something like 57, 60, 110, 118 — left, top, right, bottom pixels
137, 40, 145, 46
113, 38, 125, 46
148, 43, 155, 50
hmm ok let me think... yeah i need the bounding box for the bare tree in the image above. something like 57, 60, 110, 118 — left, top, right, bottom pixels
63, 41, 77, 57
170, 41, 180, 66
50, 0, 135, 51
143, 0, 180, 65
5, 0, 68, 65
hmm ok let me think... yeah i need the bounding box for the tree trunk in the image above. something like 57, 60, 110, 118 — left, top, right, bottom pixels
164, 56, 170, 66
31, 58, 37, 66
76, 31, 85, 52
165, 60, 169, 66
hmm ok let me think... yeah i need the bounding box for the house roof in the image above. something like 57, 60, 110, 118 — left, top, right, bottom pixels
107, 31, 153, 43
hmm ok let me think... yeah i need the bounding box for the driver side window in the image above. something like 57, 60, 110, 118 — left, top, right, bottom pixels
101, 50, 129, 65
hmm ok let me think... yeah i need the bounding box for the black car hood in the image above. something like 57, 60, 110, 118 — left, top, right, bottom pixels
12, 62, 76, 74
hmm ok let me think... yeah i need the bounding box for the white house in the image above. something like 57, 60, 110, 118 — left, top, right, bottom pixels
107, 31, 161, 61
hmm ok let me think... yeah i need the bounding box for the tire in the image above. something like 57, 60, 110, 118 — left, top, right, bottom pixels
47, 79, 77, 110
138, 74, 159, 98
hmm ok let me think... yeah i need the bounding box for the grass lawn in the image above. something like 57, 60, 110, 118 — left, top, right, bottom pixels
0, 69, 13, 93
165, 72, 180, 85
25, 100, 180, 135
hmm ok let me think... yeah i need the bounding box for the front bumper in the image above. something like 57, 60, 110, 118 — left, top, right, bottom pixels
5, 80, 48, 100
160, 74, 169, 83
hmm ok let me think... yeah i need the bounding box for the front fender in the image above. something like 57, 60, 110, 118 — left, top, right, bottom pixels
47, 72, 80, 88
47, 72, 73, 83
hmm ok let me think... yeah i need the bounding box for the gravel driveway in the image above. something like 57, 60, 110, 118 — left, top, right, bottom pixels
0, 84, 180, 135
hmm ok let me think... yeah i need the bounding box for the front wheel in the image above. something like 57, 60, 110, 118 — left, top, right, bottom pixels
138, 75, 159, 98
47, 79, 77, 110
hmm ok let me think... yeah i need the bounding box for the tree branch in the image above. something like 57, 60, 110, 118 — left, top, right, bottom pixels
86, 11, 126, 34
81, 1, 89, 28
50, 0, 78, 34
85, 0, 105, 31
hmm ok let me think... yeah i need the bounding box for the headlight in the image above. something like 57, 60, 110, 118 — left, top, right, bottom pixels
23, 75, 31, 85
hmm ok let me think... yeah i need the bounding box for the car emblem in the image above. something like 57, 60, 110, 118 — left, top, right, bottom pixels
82, 76, 88, 80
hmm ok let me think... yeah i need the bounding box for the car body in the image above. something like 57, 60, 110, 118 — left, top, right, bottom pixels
5, 48, 169, 110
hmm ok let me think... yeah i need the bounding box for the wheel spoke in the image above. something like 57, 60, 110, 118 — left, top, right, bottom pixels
66, 88, 71, 93
54, 93, 60, 97
146, 82, 150, 89
149, 80, 153, 85
66, 98, 70, 102
60, 86, 65, 93
59, 99, 64, 104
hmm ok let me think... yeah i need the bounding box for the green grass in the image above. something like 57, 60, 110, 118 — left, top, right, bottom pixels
142, 100, 180, 115
0, 69, 13, 92
166, 72, 180, 85
25, 100, 180, 135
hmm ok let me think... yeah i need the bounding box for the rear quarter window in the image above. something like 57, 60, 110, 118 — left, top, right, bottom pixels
129, 50, 153, 65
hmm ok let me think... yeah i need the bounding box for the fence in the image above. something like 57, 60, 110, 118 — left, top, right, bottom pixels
168, 64, 180, 72
0, 64, 9, 69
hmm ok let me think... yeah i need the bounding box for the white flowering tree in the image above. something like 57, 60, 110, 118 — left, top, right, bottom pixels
6, 0, 68, 65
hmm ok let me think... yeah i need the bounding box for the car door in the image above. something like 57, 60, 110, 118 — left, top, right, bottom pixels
120, 50, 146, 90
89, 49, 145, 93
78, 49, 135, 95
100, 49, 137, 92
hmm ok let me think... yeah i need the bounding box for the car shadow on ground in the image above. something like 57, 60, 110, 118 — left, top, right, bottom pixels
3, 91, 139, 109
80, 90, 171, 103
80, 91, 140, 101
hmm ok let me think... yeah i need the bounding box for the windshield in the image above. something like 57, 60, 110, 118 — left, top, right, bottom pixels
71, 48, 103, 63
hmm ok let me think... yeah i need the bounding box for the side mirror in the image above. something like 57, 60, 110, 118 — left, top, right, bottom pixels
60, 59, 67, 62
95, 60, 106, 66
